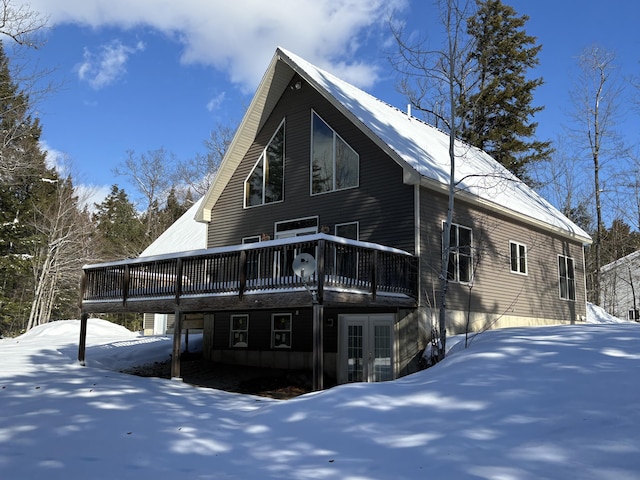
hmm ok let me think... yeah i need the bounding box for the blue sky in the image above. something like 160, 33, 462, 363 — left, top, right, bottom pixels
17, 0, 640, 211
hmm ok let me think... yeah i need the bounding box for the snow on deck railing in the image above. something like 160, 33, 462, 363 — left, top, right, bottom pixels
81, 235, 418, 306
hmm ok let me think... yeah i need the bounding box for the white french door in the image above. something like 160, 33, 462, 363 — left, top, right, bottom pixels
339, 314, 395, 383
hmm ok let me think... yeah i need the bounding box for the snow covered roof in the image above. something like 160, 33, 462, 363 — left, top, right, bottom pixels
140, 197, 207, 257
197, 47, 591, 244
601, 249, 640, 273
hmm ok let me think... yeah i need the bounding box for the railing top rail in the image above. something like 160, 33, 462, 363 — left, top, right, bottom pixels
83, 233, 414, 271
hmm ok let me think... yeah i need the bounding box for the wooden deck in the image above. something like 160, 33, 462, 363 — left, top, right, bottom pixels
80, 234, 419, 314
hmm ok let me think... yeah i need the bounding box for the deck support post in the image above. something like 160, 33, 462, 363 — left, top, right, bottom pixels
171, 309, 183, 379
312, 303, 324, 391
78, 312, 89, 365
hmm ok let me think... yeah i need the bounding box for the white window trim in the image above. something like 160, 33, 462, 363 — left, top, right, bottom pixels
335, 221, 359, 240
558, 254, 576, 301
271, 313, 292, 349
230, 314, 249, 348
274, 215, 319, 238
443, 221, 474, 284
509, 241, 528, 276
310, 110, 359, 196
243, 118, 286, 208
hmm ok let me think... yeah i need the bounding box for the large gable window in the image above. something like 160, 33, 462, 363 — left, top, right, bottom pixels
245, 120, 285, 207
311, 111, 359, 194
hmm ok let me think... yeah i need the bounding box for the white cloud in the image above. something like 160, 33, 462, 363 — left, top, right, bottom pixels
28, 0, 408, 91
206, 92, 226, 112
76, 39, 146, 89
41, 140, 67, 174
76, 183, 111, 212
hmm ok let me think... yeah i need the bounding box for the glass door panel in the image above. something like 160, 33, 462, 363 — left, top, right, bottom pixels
372, 324, 392, 382
340, 315, 394, 384
347, 323, 364, 382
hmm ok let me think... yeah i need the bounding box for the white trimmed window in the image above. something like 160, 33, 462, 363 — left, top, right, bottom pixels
558, 255, 576, 301
244, 119, 285, 207
628, 310, 639, 321
230, 314, 249, 348
445, 223, 473, 283
271, 313, 292, 349
510, 241, 527, 275
311, 111, 359, 194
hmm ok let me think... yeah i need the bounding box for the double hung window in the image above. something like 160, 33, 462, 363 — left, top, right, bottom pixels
230, 314, 249, 348
510, 241, 527, 275
272, 313, 292, 349
558, 255, 576, 301
446, 223, 473, 283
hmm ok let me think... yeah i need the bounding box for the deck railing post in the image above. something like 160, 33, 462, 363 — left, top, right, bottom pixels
316, 239, 325, 303
239, 250, 247, 299
175, 258, 183, 305
123, 264, 130, 307
371, 250, 378, 301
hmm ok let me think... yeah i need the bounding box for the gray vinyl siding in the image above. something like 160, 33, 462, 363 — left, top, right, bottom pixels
207, 78, 415, 254
419, 188, 587, 322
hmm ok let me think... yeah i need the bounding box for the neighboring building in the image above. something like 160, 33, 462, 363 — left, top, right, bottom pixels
139, 198, 206, 335
80, 48, 592, 389
601, 250, 640, 321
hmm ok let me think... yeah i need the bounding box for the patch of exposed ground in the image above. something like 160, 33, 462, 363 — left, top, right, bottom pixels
123, 353, 313, 400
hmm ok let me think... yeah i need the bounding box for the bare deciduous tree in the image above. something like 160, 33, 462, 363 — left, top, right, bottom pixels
114, 147, 176, 239
390, 0, 476, 359
26, 173, 92, 329
0, 0, 47, 47
175, 122, 234, 197
570, 45, 625, 303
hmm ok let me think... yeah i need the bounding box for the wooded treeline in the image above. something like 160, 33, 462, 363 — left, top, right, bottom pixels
0, 38, 231, 334
1, 0, 639, 335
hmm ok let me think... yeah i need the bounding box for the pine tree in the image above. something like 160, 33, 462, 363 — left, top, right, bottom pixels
92, 185, 147, 260
0, 40, 51, 333
460, 0, 551, 183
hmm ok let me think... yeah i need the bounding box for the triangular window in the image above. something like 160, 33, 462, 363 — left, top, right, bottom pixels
245, 120, 285, 207
311, 111, 359, 194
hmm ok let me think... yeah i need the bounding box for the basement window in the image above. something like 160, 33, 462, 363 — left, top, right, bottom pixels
272, 313, 292, 349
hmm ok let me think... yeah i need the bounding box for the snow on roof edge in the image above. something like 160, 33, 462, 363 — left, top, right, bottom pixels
276, 47, 591, 244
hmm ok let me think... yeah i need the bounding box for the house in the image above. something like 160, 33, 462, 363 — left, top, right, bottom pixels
79, 47, 592, 390
600, 250, 640, 321
139, 197, 207, 335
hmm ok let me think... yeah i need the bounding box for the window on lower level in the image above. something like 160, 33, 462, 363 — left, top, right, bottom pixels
230, 314, 249, 348
272, 313, 292, 349
510, 241, 527, 274
629, 309, 639, 321
558, 255, 576, 301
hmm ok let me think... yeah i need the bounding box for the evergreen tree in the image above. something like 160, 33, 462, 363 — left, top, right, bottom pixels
92, 185, 146, 260
460, 0, 551, 182
161, 186, 188, 229
0, 40, 51, 333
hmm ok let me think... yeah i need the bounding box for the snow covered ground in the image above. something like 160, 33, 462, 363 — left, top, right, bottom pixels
1, 306, 638, 479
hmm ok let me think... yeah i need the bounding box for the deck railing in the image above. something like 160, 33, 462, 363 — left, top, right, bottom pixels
81, 234, 418, 307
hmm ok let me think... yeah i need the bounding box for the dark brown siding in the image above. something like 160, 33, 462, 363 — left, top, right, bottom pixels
419, 189, 587, 322
207, 79, 416, 254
